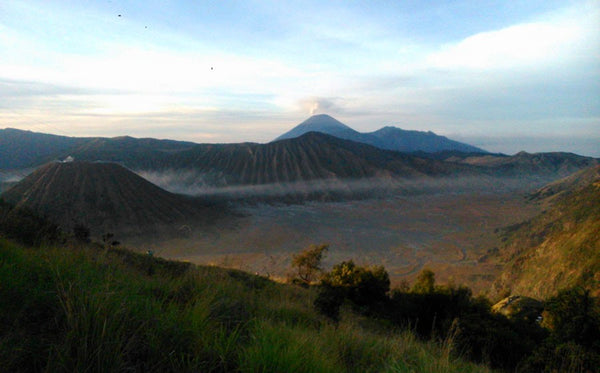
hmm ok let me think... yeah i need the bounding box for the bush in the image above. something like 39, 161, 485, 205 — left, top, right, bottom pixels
521, 287, 600, 372
315, 261, 390, 319
0, 200, 62, 246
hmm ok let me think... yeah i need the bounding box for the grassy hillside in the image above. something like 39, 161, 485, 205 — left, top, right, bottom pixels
0, 238, 491, 373
492, 166, 600, 299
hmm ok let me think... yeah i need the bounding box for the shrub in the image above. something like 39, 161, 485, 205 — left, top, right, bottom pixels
0, 200, 62, 246
291, 244, 328, 285
316, 261, 390, 318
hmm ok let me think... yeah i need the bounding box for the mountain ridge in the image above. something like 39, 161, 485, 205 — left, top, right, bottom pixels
275, 114, 487, 153
1, 127, 598, 194
152, 131, 472, 187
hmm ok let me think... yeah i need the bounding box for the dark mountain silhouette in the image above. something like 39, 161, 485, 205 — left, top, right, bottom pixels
275, 114, 486, 153
157, 132, 473, 186
457, 151, 598, 180
368, 126, 485, 153
1, 128, 597, 194
491, 165, 600, 299
0, 128, 87, 169
1, 161, 223, 238
275, 114, 372, 143
0, 128, 196, 170
62, 136, 197, 169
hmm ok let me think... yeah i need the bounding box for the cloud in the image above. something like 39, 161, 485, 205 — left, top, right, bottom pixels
1, 1, 598, 157
426, 4, 598, 71
298, 97, 343, 115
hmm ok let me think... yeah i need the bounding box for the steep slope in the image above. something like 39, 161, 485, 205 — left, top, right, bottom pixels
491, 165, 600, 299
1, 161, 219, 238
158, 132, 470, 186
274, 114, 375, 143
529, 164, 600, 202
274, 114, 487, 153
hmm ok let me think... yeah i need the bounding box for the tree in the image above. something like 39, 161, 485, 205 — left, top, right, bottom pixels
291, 244, 328, 285
315, 260, 390, 319
0, 203, 62, 246
412, 268, 435, 294
522, 287, 600, 372
542, 287, 600, 347
323, 260, 390, 302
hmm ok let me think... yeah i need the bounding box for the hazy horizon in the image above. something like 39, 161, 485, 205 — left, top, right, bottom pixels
1, 1, 598, 156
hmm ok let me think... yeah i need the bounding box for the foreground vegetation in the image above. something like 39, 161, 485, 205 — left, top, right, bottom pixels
0, 237, 496, 372
313, 263, 599, 372
2, 199, 598, 372
0, 204, 489, 372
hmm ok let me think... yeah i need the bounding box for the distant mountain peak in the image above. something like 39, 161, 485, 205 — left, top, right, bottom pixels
274, 116, 487, 154
293, 114, 353, 130
301, 113, 345, 124
275, 114, 360, 142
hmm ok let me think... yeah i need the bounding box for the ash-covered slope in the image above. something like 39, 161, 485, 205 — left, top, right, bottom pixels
160, 132, 469, 186
491, 165, 600, 299
1, 161, 220, 238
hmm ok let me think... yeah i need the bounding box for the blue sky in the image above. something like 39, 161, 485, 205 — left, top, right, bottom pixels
1, 0, 598, 155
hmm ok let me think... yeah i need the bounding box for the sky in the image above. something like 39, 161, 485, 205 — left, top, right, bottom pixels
0, 0, 599, 156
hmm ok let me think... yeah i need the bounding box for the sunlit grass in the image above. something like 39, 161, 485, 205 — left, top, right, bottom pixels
0, 238, 492, 372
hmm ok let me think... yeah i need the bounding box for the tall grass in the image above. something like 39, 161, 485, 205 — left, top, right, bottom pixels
0, 238, 492, 372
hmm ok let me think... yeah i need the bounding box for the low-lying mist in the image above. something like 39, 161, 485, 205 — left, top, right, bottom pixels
137, 168, 549, 202
0, 171, 27, 184
0, 170, 29, 194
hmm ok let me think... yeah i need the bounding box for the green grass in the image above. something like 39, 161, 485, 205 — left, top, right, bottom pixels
0, 238, 492, 372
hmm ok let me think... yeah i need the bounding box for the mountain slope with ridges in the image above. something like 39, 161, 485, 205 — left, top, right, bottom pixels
160, 132, 470, 186
1, 161, 220, 238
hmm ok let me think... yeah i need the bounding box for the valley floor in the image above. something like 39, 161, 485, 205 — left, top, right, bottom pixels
134, 190, 540, 294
